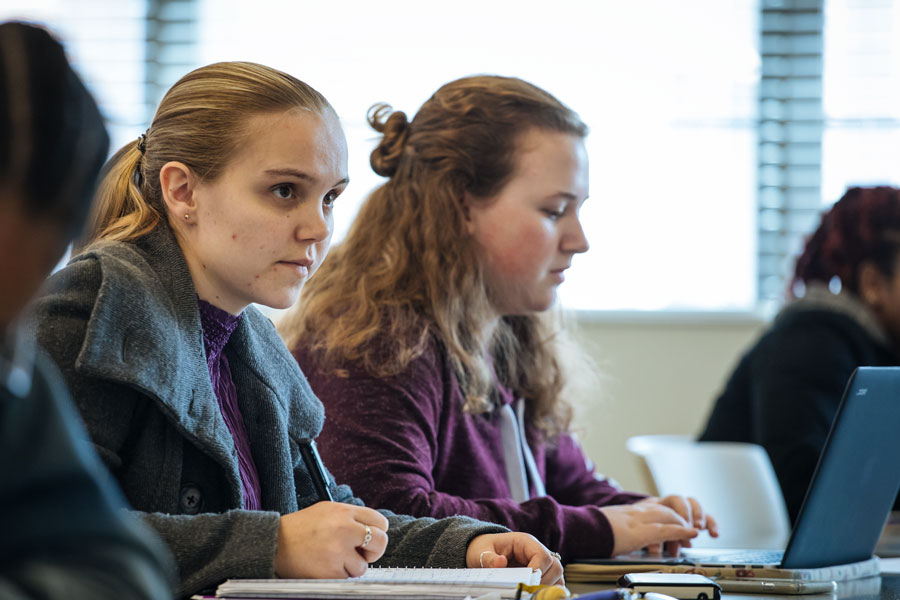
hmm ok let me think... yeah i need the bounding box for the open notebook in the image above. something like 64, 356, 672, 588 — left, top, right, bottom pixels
204, 567, 542, 600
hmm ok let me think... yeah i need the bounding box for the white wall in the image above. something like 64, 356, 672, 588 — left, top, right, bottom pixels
569, 313, 767, 494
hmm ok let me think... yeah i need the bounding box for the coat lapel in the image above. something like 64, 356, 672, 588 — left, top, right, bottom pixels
226, 308, 326, 512
70, 223, 329, 512
71, 227, 242, 493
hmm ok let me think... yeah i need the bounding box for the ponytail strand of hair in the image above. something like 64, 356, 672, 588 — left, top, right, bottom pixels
79, 140, 160, 250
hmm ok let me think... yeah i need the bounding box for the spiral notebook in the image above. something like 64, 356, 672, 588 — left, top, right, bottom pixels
206, 567, 542, 599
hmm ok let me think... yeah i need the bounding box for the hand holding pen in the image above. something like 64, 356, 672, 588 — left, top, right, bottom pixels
272, 438, 389, 578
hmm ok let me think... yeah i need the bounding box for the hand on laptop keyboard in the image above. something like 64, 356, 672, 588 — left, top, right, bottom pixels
601, 495, 718, 556
647, 495, 720, 540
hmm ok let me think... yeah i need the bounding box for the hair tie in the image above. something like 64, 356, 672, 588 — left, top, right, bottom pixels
136, 131, 148, 154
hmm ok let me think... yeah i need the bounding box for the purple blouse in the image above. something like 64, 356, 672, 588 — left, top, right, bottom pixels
198, 299, 262, 511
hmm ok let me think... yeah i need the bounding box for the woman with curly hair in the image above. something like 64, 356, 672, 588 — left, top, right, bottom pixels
281, 75, 717, 562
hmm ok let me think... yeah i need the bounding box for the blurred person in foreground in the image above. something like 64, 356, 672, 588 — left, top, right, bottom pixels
0, 21, 174, 599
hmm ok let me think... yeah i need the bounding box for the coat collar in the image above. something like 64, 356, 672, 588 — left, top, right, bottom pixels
779, 282, 893, 351
70, 223, 323, 485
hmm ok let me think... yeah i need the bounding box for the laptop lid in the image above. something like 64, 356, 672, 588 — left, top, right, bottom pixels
575, 367, 900, 569
781, 367, 900, 568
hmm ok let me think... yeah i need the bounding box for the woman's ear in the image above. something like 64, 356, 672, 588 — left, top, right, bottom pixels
159, 161, 196, 223
858, 261, 887, 309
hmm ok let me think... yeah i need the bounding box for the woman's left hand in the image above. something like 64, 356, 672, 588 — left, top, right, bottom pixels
466, 532, 564, 585
637, 495, 719, 554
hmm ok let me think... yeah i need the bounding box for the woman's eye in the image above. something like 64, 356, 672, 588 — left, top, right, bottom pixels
273, 184, 294, 200
542, 208, 565, 219
323, 190, 339, 206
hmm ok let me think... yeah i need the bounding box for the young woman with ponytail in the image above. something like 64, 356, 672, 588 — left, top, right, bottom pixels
30, 62, 563, 598
701, 186, 900, 523
280, 75, 718, 562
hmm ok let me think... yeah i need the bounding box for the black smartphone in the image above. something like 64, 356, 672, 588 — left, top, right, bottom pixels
618, 573, 722, 600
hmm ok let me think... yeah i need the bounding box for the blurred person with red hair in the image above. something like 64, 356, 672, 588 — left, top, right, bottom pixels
701, 186, 900, 522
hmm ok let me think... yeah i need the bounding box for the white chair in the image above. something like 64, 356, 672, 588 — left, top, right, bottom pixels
626, 434, 791, 549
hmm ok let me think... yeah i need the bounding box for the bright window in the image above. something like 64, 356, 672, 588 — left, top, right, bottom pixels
5, 1, 766, 311
197, 0, 760, 311
822, 0, 900, 201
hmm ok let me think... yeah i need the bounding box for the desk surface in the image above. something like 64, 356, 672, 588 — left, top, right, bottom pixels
568, 574, 900, 600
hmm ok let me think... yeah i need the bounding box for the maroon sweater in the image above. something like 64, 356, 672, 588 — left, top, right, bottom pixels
294, 339, 644, 560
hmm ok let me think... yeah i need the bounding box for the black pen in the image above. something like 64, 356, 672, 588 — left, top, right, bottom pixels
298, 438, 334, 502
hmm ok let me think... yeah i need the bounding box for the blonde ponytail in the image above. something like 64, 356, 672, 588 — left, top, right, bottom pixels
80, 140, 160, 249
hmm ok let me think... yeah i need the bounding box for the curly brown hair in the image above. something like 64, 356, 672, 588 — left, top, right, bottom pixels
793, 186, 900, 296
279, 75, 588, 438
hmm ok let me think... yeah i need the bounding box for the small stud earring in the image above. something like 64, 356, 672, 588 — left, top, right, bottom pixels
184, 213, 190, 221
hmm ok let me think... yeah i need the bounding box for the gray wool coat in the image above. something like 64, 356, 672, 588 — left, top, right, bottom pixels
31, 224, 506, 598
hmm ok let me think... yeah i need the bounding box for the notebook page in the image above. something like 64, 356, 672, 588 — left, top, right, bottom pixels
358, 567, 540, 586
215, 567, 541, 599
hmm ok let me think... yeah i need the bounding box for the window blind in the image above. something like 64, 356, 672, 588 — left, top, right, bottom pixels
757, 0, 825, 310
145, 0, 198, 116
0, 0, 197, 151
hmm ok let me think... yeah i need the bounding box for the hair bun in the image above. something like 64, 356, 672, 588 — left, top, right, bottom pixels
368, 103, 410, 177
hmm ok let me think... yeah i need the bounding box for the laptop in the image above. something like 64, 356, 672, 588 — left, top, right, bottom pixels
594, 367, 900, 569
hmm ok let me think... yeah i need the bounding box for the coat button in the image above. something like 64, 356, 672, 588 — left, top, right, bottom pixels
179, 485, 202, 514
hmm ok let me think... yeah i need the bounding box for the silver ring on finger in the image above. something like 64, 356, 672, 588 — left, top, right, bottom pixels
361, 525, 372, 548
550, 551, 562, 562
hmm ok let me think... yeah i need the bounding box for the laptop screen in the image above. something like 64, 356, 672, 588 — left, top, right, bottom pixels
782, 367, 900, 568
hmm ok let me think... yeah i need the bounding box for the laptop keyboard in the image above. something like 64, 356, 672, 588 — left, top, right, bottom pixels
681, 549, 784, 565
